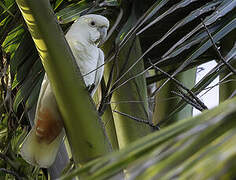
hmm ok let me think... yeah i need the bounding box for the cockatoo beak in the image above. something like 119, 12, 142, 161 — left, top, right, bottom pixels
98, 26, 108, 46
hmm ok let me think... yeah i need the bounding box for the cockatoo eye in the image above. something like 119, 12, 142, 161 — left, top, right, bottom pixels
90, 21, 96, 26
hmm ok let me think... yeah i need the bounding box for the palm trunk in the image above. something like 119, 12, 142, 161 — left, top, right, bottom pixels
103, 36, 152, 149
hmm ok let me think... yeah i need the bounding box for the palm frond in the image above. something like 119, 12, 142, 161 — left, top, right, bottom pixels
60, 97, 236, 180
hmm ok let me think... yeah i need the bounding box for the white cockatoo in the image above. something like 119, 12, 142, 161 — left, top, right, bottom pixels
20, 14, 109, 168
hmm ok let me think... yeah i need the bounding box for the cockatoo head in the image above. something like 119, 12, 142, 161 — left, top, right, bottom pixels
67, 14, 109, 46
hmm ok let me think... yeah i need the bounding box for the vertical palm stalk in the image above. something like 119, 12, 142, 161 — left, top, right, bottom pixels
104, 36, 153, 149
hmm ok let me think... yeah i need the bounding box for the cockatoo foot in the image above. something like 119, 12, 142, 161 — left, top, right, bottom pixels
87, 83, 95, 94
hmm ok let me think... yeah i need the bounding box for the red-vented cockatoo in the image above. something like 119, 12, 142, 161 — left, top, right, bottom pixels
20, 14, 109, 168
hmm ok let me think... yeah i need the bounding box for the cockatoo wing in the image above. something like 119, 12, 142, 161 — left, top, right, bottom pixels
91, 49, 104, 96
20, 75, 65, 168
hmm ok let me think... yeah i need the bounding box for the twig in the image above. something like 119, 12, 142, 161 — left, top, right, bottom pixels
106, 99, 155, 105
171, 90, 205, 112
82, 54, 112, 78
229, 90, 236, 99
105, 36, 138, 103
0, 168, 22, 180
106, 64, 152, 96
149, 60, 208, 110
200, 74, 235, 97
146, 56, 212, 85
98, 46, 120, 115
0, 153, 20, 174
105, 8, 123, 42
202, 19, 236, 75
113, 110, 160, 130
118, 36, 137, 77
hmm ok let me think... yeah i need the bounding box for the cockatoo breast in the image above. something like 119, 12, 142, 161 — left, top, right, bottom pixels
66, 38, 99, 87
64, 14, 108, 88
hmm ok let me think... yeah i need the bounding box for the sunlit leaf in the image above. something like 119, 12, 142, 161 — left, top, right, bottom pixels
13, 59, 43, 112
2, 25, 25, 55
56, 1, 95, 24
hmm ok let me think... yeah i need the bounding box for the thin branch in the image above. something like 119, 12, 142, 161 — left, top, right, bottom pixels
147, 56, 213, 85
118, 36, 137, 77
110, 48, 147, 91
0, 153, 19, 173
0, 168, 22, 180
82, 57, 110, 78
149, 60, 208, 110
100, 37, 145, 113
201, 19, 236, 75
106, 99, 155, 105
149, 29, 224, 97
200, 75, 235, 98
82, 41, 120, 79
105, 8, 123, 42
113, 110, 160, 130
106, 64, 152, 96
107, 36, 137, 97
171, 90, 205, 112
119, 1, 159, 48
229, 90, 236, 99
106, 57, 171, 97
98, 47, 120, 115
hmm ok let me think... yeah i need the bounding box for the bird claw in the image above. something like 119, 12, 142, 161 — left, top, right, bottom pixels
87, 83, 95, 94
